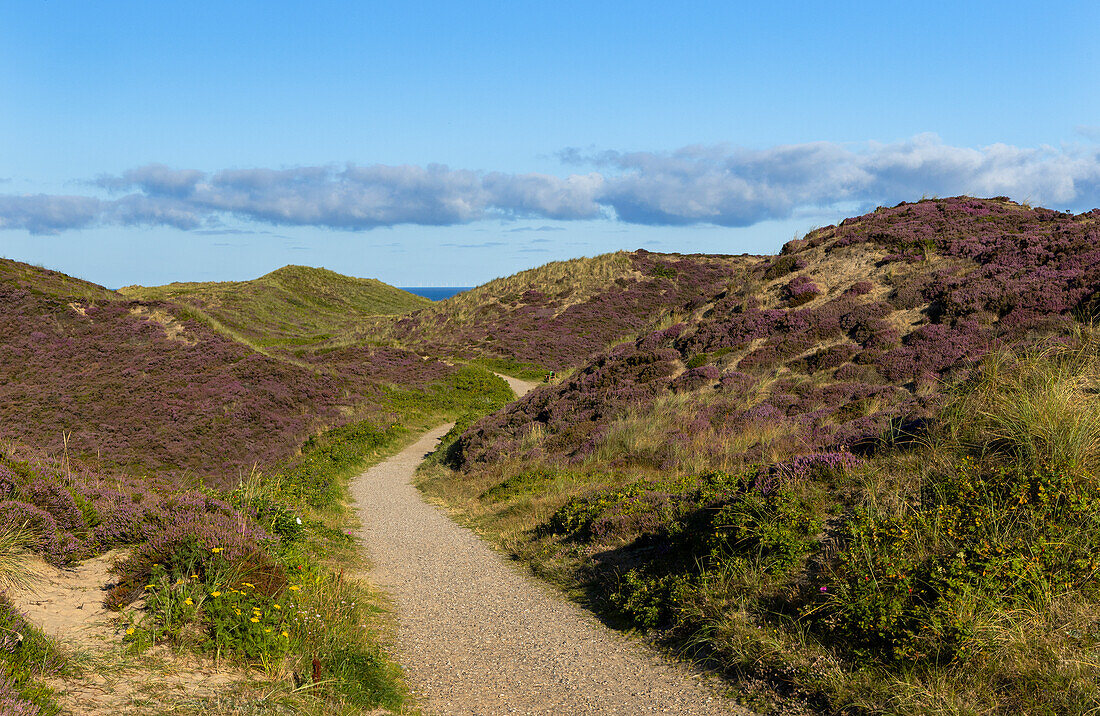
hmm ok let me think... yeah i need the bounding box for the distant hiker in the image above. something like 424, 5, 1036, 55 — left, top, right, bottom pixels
546, 371, 555, 382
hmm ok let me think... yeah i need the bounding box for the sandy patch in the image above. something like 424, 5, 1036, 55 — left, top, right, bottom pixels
9, 550, 272, 715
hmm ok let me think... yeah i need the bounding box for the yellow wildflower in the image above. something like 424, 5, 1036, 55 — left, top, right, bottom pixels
126, 627, 135, 636
264, 627, 272, 633
184, 598, 193, 606
210, 591, 221, 597
281, 631, 288, 638
272, 604, 281, 610
288, 585, 300, 591
211, 547, 223, 553
250, 617, 259, 623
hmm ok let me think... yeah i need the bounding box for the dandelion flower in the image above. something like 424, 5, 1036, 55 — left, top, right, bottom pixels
126, 627, 135, 636
210, 591, 221, 597
250, 617, 260, 623
184, 598, 193, 606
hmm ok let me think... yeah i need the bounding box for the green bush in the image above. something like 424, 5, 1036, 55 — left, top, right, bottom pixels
708, 485, 823, 576
280, 419, 401, 508
610, 569, 695, 629
815, 458, 1100, 663
0, 594, 63, 715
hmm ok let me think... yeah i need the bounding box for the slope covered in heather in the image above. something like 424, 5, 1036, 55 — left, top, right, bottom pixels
0, 258, 461, 482
421, 197, 1100, 714
0, 260, 512, 713
457, 197, 1100, 471
347, 250, 755, 376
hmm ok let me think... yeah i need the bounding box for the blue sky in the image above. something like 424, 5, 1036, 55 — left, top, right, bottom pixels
2, 1, 1099, 288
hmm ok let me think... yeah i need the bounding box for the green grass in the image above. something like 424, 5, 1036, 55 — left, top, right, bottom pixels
943, 335, 1100, 477
0, 592, 67, 715
0, 257, 118, 302
119, 265, 430, 348
469, 357, 552, 382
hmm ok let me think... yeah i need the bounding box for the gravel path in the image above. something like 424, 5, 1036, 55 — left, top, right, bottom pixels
350, 378, 740, 715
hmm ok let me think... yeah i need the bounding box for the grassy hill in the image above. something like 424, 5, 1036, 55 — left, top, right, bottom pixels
120, 265, 431, 349
420, 197, 1100, 714
0, 257, 118, 302
358, 250, 756, 377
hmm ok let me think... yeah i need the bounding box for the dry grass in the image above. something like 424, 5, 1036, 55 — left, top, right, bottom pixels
0, 524, 44, 592
944, 333, 1100, 477
589, 388, 797, 473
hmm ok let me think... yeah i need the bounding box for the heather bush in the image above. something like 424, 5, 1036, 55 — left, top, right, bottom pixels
670, 365, 719, 392
715, 370, 754, 393
382, 251, 743, 371
0, 671, 44, 716
0, 502, 80, 566
21, 480, 83, 533
782, 275, 822, 307
763, 255, 806, 280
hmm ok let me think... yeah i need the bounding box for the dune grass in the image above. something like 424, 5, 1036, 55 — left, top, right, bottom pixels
120, 265, 430, 348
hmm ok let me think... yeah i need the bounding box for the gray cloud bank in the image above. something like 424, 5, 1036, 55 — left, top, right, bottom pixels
3, 134, 1099, 235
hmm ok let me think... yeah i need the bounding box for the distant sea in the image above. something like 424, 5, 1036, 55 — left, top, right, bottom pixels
400, 287, 474, 301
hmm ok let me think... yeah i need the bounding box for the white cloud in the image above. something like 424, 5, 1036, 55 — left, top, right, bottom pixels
4, 135, 1100, 234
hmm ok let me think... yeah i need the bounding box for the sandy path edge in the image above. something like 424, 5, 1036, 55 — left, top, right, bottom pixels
350, 404, 741, 713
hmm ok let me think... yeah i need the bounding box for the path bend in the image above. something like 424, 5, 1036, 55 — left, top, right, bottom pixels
350, 377, 739, 715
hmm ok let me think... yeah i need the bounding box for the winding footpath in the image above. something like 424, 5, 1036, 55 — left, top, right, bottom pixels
350, 376, 739, 715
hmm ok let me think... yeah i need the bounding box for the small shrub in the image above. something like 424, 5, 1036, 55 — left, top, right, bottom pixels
764, 255, 805, 280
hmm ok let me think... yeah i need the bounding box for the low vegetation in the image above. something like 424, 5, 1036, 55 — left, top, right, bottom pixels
357, 250, 754, 372
119, 265, 430, 348
4, 195, 1100, 713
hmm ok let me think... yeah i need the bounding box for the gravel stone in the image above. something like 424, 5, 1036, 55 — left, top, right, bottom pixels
350, 377, 743, 714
